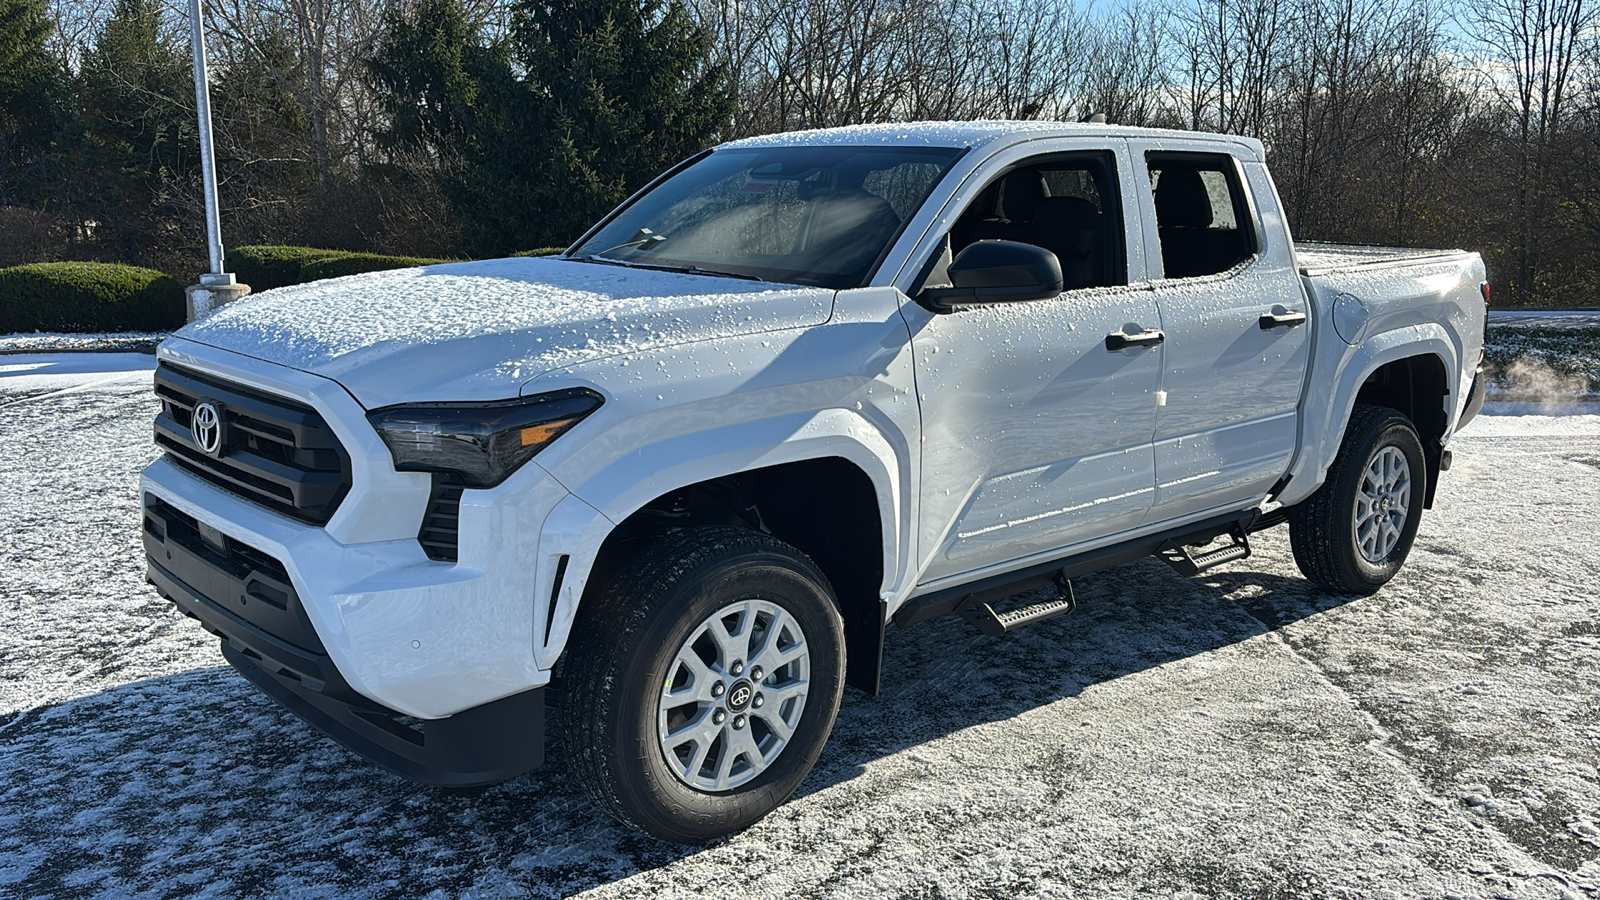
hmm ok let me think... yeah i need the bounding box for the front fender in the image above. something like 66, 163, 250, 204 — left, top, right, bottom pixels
526, 410, 909, 670
520, 290, 922, 669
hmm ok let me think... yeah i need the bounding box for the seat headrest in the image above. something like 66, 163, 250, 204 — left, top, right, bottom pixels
1154, 167, 1213, 228
999, 171, 1045, 222
805, 189, 901, 269
1038, 196, 1100, 227
810, 189, 898, 229
1037, 196, 1103, 256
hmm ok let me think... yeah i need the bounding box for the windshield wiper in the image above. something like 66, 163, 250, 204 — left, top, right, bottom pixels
572, 256, 767, 283
592, 228, 666, 257
637, 263, 768, 282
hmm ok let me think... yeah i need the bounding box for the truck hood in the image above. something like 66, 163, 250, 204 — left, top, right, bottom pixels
175, 256, 836, 407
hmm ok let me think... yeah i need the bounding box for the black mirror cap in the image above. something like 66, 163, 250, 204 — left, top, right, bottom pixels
918, 240, 1063, 312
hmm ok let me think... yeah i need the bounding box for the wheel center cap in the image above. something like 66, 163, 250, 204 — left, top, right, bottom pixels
726, 680, 754, 713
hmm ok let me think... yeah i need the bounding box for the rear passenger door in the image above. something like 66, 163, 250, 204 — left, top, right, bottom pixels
1128, 142, 1311, 523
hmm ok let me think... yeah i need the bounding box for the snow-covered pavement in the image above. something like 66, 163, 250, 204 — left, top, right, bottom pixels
2, 355, 1598, 899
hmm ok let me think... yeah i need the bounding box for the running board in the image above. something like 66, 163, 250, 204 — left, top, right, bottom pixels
894, 509, 1268, 630
1157, 525, 1251, 577
957, 572, 1076, 636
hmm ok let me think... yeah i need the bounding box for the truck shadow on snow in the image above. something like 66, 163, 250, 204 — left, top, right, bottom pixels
4, 554, 1357, 896
799, 556, 1350, 802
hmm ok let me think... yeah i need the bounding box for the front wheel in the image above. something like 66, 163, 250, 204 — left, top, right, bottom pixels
1289, 404, 1427, 595
561, 526, 846, 842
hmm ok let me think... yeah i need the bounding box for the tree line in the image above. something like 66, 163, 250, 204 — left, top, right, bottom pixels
2, 0, 1597, 305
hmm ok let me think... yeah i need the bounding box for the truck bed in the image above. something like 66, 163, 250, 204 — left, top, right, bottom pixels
1295, 241, 1475, 276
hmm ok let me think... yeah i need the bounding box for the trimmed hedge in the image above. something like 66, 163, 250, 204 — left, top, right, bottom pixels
513, 247, 568, 257
0, 262, 185, 334
300, 252, 452, 282
231, 245, 449, 291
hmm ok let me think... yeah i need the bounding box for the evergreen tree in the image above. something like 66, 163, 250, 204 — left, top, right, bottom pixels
366, 0, 730, 255
79, 0, 195, 265
510, 0, 732, 246
0, 0, 68, 208
367, 0, 493, 157
367, 0, 523, 254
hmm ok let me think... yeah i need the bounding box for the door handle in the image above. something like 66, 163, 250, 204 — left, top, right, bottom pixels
1105, 327, 1165, 351
1259, 306, 1308, 329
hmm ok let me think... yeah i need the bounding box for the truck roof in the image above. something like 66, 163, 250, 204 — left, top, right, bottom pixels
719, 121, 1266, 158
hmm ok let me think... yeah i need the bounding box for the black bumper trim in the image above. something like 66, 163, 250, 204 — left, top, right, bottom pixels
223, 643, 544, 788
144, 502, 545, 786
148, 556, 339, 693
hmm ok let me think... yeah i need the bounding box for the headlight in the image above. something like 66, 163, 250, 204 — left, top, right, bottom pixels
367, 388, 603, 488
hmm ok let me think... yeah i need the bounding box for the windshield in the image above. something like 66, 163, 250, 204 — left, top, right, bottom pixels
570, 146, 963, 289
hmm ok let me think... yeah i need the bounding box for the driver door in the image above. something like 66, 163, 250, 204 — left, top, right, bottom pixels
903, 146, 1164, 585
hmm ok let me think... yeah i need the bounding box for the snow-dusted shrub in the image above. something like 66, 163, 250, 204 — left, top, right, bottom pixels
0, 262, 183, 333
232, 245, 447, 291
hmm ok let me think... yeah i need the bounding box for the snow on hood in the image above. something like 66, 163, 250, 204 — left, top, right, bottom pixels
176, 256, 835, 407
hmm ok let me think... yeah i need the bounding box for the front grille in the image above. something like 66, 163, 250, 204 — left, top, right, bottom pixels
154, 363, 351, 524
419, 476, 464, 562
143, 493, 326, 655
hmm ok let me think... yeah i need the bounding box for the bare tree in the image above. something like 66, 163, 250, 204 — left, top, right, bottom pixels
46, 0, 112, 68
1466, 0, 1595, 298
205, 0, 393, 186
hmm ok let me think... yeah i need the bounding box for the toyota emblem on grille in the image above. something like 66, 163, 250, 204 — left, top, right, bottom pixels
191, 401, 223, 457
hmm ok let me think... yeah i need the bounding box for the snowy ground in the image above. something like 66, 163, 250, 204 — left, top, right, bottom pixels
3, 355, 1599, 899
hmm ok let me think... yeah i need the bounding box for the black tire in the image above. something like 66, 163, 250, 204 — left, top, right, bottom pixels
1289, 404, 1427, 595
561, 525, 846, 842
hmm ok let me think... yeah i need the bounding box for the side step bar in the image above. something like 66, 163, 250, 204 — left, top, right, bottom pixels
958, 572, 1076, 636
1157, 525, 1251, 577
895, 508, 1289, 632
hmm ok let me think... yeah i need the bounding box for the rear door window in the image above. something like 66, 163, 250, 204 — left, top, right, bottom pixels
1146, 153, 1256, 279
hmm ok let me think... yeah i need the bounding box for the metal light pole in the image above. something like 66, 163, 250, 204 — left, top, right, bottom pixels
184, 0, 250, 320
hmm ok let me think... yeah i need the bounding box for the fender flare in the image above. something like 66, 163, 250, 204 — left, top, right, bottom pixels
527, 408, 909, 671
1276, 324, 1459, 508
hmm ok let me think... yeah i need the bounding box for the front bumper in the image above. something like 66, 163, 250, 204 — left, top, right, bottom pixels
144, 494, 544, 786
138, 341, 620, 784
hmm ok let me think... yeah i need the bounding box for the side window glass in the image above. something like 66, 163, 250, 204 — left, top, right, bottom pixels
943, 154, 1127, 291
1147, 154, 1256, 279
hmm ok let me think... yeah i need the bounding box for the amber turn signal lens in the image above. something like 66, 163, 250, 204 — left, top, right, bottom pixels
520, 417, 578, 448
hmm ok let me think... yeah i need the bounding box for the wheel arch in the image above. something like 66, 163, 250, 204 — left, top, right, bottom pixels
1278, 326, 1459, 508
533, 415, 907, 694
585, 457, 889, 694
1351, 353, 1451, 506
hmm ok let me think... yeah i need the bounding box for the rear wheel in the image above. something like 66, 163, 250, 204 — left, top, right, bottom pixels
561, 526, 846, 842
1289, 404, 1427, 595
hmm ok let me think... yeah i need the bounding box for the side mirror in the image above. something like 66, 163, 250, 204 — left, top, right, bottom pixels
918, 240, 1063, 312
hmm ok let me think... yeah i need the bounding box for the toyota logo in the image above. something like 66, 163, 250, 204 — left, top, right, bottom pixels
727, 683, 753, 712
191, 401, 223, 457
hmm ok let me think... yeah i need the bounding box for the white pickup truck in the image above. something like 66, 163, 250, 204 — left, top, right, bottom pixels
141, 122, 1488, 841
